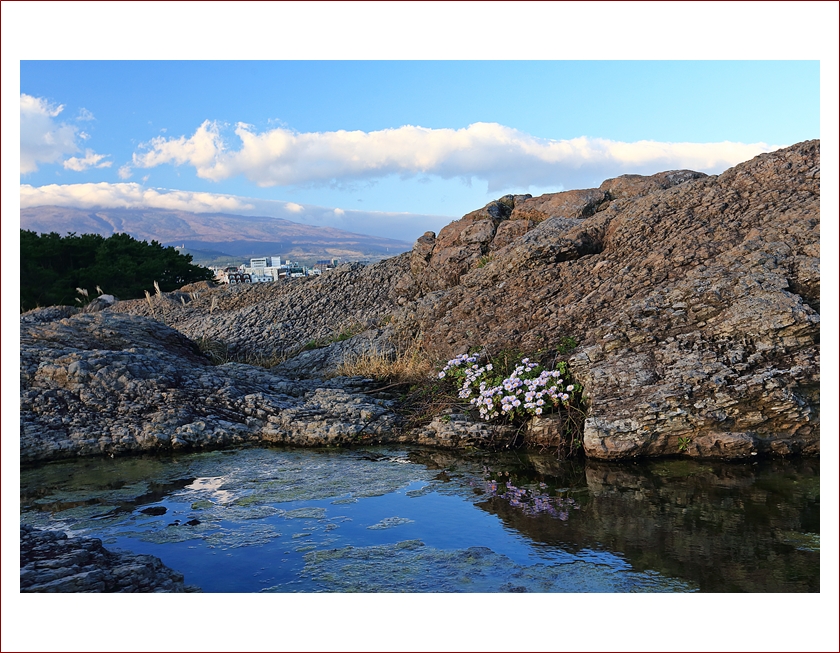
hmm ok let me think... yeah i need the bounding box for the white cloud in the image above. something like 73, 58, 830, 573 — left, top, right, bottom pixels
117, 164, 133, 180
63, 149, 112, 172
20, 94, 111, 175
20, 182, 255, 213
18, 183, 451, 241
133, 119, 224, 171
20, 94, 79, 173
131, 120, 784, 192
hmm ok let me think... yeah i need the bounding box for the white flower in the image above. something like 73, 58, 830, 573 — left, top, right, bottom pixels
566, 385, 575, 392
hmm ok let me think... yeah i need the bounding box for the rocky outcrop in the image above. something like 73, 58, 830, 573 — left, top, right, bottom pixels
20, 525, 197, 592
21, 309, 518, 461
109, 256, 411, 365
24, 141, 820, 461
401, 141, 820, 459
20, 310, 404, 462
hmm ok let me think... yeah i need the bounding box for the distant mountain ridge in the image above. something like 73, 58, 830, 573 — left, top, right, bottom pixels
20, 206, 412, 260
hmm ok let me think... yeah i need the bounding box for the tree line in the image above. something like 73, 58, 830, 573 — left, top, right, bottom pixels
20, 230, 215, 312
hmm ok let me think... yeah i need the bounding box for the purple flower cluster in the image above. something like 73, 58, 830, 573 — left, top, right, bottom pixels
438, 353, 479, 378
483, 477, 580, 520
438, 354, 577, 422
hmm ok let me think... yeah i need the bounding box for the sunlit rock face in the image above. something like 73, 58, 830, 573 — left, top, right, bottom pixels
399, 141, 820, 458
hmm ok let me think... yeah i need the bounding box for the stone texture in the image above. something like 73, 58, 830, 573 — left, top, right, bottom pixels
19, 310, 403, 462
401, 141, 820, 459
20, 525, 198, 592
109, 257, 412, 365
30, 140, 820, 461
394, 412, 516, 450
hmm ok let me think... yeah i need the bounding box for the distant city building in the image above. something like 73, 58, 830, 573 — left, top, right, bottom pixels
215, 256, 329, 284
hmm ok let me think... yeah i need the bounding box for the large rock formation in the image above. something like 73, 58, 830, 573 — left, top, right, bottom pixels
397, 141, 819, 459
405, 141, 820, 459
21, 141, 820, 461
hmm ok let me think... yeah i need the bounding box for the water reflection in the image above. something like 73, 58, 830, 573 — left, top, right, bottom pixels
19, 446, 818, 592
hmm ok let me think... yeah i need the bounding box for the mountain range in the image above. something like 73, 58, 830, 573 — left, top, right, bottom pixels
20, 206, 413, 263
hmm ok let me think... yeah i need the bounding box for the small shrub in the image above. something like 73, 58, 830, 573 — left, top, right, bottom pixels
555, 337, 578, 355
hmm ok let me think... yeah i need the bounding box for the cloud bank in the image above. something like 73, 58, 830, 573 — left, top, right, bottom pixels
20, 182, 255, 214
131, 120, 782, 191
20, 94, 110, 174
19, 183, 451, 241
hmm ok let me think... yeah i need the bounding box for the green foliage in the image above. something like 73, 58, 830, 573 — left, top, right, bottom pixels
20, 230, 214, 312
555, 337, 578, 355
677, 436, 692, 453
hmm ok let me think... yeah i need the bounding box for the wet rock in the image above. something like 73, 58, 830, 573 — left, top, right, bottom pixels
20, 525, 198, 592
140, 506, 167, 516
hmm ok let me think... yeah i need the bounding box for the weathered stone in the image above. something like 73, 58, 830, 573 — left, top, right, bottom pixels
27, 141, 820, 461
19, 311, 404, 462
20, 525, 198, 592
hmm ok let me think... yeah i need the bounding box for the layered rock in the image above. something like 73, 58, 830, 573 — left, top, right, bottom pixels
23, 140, 820, 461
400, 141, 820, 459
20, 525, 197, 592
108, 256, 410, 365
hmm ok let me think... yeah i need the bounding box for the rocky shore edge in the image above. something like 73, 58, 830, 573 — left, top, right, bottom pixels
20, 524, 199, 592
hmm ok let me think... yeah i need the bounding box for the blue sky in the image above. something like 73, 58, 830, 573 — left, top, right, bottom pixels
17, 59, 820, 241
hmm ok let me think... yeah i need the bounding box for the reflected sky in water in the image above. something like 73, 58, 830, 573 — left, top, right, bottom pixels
20, 446, 819, 592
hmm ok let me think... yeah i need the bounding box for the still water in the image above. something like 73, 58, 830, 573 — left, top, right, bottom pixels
19, 446, 819, 592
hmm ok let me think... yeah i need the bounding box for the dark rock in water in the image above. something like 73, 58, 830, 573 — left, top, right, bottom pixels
184, 519, 201, 526
19, 525, 198, 592
140, 506, 167, 516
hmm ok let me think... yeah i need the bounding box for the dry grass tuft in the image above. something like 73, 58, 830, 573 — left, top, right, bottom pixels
334, 337, 433, 384
195, 335, 293, 369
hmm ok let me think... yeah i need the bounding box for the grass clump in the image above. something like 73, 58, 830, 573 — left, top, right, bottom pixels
335, 336, 433, 385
